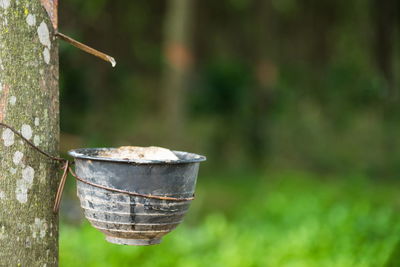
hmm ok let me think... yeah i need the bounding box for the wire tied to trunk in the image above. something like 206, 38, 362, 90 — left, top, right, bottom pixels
0, 123, 194, 214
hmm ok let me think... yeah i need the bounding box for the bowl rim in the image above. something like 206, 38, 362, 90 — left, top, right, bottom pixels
68, 147, 206, 165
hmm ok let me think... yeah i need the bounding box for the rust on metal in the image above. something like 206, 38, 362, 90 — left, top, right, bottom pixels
53, 161, 70, 213
56, 32, 116, 67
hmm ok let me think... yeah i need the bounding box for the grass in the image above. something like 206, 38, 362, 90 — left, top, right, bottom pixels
60, 170, 400, 267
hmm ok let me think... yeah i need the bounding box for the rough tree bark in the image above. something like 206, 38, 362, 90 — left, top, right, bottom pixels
0, 0, 59, 266
161, 0, 194, 145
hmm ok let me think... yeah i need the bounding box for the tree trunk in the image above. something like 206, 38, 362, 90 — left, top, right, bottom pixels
373, 0, 397, 99
0, 0, 59, 266
372, 0, 399, 176
247, 0, 277, 165
161, 0, 194, 145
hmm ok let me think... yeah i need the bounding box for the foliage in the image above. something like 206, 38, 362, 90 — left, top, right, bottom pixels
59, 0, 400, 177
58, 1, 399, 264
60, 171, 400, 266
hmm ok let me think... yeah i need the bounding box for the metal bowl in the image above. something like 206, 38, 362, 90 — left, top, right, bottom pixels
68, 148, 206, 246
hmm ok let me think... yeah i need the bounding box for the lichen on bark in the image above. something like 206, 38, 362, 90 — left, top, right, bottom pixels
0, 0, 59, 266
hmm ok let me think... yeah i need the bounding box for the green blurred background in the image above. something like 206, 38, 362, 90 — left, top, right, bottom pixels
58, 0, 400, 266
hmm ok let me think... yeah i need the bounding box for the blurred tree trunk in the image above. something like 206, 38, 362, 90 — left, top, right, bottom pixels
373, 0, 398, 99
0, 0, 59, 266
247, 0, 277, 165
373, 0, 399, 176
161, 0, 195, 146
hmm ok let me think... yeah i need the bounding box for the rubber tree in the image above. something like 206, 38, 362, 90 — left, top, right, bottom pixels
161, 0, 195, 146
248, 0, 278, 165
0, 0, 59, 266
372, 0, 399, 174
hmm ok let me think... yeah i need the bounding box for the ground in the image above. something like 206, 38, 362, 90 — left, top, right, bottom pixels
60, 170, 400, 267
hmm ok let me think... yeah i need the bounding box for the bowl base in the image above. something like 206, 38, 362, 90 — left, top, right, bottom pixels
105, 236, 162, 246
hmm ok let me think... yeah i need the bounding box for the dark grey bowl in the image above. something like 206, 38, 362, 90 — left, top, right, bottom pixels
68, 148, 206, 245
